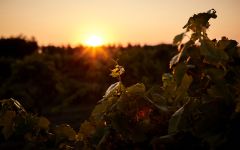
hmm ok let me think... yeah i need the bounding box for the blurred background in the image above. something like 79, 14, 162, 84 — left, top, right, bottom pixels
0, 0, 239, 129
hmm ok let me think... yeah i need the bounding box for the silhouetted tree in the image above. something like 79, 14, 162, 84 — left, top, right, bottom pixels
0, 36, 38, 58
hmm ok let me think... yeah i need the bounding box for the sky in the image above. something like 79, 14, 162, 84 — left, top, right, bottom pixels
0, 0, 239, 46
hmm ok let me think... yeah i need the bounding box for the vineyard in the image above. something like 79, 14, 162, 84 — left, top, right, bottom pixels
0, 9, 240, 150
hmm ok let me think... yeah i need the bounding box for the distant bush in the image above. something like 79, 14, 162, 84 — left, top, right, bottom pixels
0, 36, 38, 58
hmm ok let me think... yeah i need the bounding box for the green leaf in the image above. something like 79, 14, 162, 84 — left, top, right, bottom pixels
79, 121, 96, 137
162, 73, 174, 88
173, 33, 185, 45
0, 98, 26, 113
125, 83, 146, 96
168, 99, 200, 134
183, 9, 217, 32
168, 106, 184, 133
175, 74, 193, 101
110, 65, 125, 78
190, 33, 199, 41
169, 53, 180, 69
173, 63, 187, 86
102, 82, 125, 100
144, 95, 168, 112
90, 97, 117, 120
217, 37, 238, 57
169, 40, 194, 68
55, 124, 76, 141
37, 116, 50, 130
11, 99, 26, 113
200, 39, 229, 66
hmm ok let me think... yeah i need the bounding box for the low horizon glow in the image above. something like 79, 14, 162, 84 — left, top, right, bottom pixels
85, 35, 104, 47
0, 0, 239, 46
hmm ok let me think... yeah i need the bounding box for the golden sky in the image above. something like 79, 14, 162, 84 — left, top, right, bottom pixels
0, 0, 239, 46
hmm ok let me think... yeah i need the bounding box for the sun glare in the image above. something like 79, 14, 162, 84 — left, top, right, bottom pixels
79, 34, 109, 59
85, 35, 103, 47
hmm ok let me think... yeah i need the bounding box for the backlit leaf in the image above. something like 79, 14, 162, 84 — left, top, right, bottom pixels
102, 82, 124, 100
90, 97, 117, 120
173, 33, 185, 45
126, 83, 146, 96
110, 65, 125, 78
169, 40, 194, 68
175, 74, 193, 101
183, 9, 217, 32
173, 63, 187, 86
162, 73, 174, 88
169, 53, 180, 69
200, 39, 229, 66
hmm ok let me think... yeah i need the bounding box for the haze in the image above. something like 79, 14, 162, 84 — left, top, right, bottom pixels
0, 0, 239, 46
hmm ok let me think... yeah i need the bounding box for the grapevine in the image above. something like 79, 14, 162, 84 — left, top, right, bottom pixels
1, 9, 239, 150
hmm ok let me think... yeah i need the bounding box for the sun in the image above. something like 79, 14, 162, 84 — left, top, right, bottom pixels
85, 35, 103, 47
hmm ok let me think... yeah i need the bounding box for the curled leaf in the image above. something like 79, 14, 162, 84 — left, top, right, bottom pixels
183, 9, 217, 32
170, 54, 180, 69
162, 73, 174, 88
173, 33, 185, 45
102, 82, 124, 100
110, 65, 125, 78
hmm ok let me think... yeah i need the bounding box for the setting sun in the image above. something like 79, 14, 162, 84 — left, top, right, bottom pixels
85, 35, 103, 47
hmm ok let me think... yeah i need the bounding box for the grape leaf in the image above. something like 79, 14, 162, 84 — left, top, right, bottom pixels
217, 37, 238, 57
168, 99, 200, 134
162, 73, 174, 88
169, 53, 180, 69
200, 39, 229, 67
37, 116, 50, 130
55, 124, 76, 141
173, 33, 185, 45
90, 97, 117, 120
79, 120, 96, 137
126, 83, 146, 96
101, 82, 124, 101
183, 9, 217, 32
110, 65, 125, 78
170, 40, 194, 68
168, 106, 184, 133
173, 63, 187, 86
175, 74, 193, 101
11, 99, 26, 113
